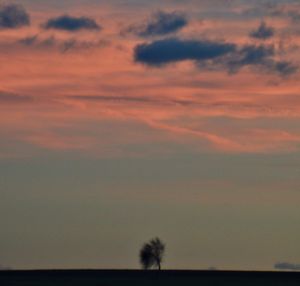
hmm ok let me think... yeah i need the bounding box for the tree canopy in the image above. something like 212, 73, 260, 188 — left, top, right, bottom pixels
139, 237, 165, 270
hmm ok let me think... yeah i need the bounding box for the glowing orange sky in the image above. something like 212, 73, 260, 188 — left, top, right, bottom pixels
0, 0, 299, 157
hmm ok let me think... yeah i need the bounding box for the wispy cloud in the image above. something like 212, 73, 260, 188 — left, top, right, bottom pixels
18, 34, 108, 52
127, 10, 188, 37
249, 21, 275, 40
274, 262, 300, 271
268, 3, 300, 23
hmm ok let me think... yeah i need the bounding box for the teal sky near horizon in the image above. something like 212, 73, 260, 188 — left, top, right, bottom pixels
0, 0, 300, 270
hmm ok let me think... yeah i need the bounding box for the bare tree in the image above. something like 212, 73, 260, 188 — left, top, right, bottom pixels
139, 237, 165, 270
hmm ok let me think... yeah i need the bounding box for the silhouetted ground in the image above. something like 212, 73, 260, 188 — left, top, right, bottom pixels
1, 270, 300, 286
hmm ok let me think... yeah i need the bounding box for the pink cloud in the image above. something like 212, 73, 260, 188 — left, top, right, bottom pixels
0, 3, 300, 156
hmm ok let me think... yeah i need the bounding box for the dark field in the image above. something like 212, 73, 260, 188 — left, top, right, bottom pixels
1, 270, 300, 286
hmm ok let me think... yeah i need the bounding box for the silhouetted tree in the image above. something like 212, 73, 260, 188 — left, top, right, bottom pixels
139, 237, 165, 270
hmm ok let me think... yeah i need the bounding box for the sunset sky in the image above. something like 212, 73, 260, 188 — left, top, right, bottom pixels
1, 0, 300, 271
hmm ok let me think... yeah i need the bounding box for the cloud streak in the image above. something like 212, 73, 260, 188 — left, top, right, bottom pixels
0, 91, 33, 104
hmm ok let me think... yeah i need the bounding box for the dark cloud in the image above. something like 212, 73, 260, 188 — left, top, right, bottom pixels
274, 262, 300, 271
226, 44, 275, 72
226, 45, 298, 76
134, 38, 236, 66
250, 21, 275, 40
43, 15, 100, 31
272, 61, 298, 76
236, 44, 275, 65
134, 38, 297, 76
0, 4, 30, 29
130, 11, 188, 37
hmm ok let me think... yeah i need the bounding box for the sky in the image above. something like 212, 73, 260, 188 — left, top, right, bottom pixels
0, 0, 300, 271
